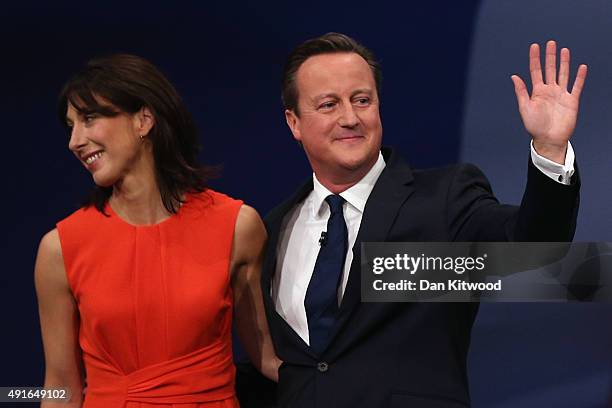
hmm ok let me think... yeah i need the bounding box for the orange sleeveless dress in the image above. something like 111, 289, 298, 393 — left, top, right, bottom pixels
57, 190, 243, 408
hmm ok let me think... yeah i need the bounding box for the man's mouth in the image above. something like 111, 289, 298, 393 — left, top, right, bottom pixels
336, 134, 364, 140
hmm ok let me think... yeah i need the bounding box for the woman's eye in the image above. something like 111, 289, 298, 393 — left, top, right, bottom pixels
84, 114, 97, 123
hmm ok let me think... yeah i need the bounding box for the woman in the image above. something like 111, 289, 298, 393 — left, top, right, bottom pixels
35, 54, 279, 407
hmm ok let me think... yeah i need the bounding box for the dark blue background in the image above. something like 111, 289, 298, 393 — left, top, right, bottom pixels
1, 2, 610, 406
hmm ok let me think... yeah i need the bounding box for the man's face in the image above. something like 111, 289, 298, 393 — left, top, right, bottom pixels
286, 52, 382, 185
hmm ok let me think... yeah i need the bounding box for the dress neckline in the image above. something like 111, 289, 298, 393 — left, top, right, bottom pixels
105, 196, 189, 229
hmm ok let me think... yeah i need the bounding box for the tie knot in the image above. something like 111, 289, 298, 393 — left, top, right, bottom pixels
325, 195, 345, 215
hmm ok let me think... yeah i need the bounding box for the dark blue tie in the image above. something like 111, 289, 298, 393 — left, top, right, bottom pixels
305, 194, 348, 354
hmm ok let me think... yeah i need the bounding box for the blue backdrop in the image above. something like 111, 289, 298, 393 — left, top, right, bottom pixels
1, 2, 610, 406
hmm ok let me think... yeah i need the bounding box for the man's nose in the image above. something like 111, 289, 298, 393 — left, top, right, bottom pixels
338, 104, 359, 128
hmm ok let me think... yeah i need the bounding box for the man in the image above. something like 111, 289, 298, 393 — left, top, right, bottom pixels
261, 33, 585, 407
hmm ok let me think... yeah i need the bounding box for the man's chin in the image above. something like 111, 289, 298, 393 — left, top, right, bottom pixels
336, 157, 375, 174
338, 150, 379, 169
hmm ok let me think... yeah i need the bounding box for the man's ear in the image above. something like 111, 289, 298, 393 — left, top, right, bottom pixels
285, 109, 301, 142
135, 106, 155, 138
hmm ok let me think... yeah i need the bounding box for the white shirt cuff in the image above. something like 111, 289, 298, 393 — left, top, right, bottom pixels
530, 141, 575, 185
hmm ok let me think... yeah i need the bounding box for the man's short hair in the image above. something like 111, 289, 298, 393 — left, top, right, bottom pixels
281, 32, 382, 116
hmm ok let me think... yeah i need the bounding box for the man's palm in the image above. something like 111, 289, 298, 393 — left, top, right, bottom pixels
511, 41, 587, 162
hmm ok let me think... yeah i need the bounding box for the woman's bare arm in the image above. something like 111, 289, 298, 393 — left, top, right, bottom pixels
35, 229, 83, 407
231, 205, 281, 382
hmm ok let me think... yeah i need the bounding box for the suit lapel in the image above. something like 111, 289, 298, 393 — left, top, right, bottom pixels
332, 148, 416, 339
262, 179, 313, 291
262, 179, 319, 359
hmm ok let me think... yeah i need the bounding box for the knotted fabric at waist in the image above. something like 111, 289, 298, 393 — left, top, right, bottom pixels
85, 342, 236, 405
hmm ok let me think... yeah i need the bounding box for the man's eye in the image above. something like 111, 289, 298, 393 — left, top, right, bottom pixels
319, 102, 336, 110
355, 97, 370, 105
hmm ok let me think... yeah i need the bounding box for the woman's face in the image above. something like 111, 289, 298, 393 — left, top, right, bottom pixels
66, 102, 151, 187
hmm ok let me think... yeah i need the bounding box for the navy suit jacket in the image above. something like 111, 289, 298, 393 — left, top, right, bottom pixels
262, 147, 579, 407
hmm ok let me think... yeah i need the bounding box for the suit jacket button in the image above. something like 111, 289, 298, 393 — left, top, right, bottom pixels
317, 362, 329, 372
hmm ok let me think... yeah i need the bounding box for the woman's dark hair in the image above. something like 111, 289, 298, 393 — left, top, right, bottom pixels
58, 54, 214, 214
281, 32, 382, 116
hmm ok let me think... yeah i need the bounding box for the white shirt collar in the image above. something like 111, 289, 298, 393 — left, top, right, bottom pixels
311, 151, 386, 218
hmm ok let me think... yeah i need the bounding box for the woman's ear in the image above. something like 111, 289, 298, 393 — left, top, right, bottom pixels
135, 106, 155, 138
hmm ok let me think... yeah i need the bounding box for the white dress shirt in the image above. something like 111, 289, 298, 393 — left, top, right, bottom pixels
531, 140, 575, 184
273, 144, 575, 344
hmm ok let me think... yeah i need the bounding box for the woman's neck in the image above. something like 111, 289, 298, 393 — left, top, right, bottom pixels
109, 162, 170, 226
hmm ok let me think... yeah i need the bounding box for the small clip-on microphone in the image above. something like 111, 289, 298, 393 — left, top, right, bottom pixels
319, 231, 327, 246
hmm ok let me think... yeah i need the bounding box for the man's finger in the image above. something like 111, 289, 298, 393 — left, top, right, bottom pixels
511, 75, 529, 111
558, 47, 570, 90
545, 40, 557, 85
529, 43, 543, 86
571, 64, 588, 98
